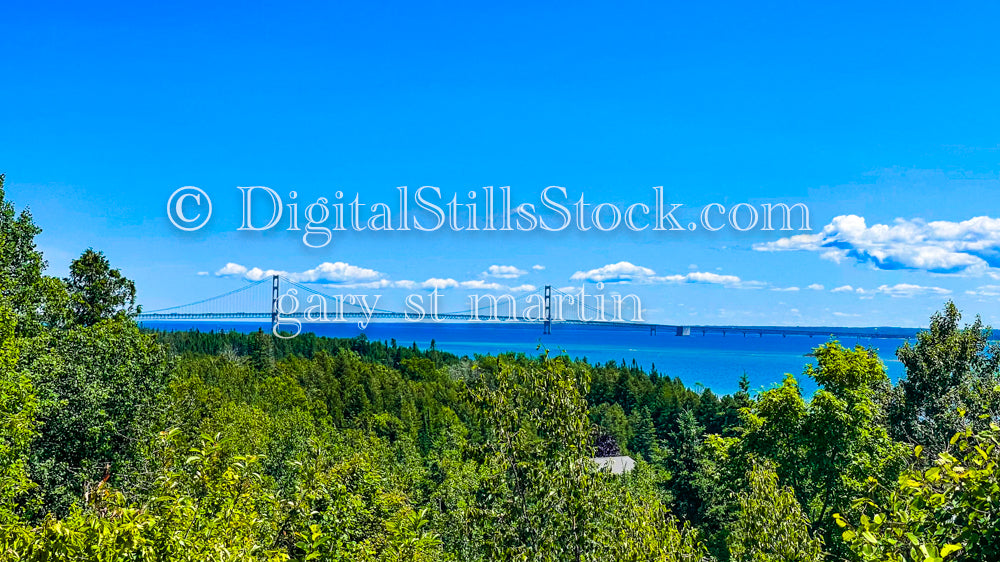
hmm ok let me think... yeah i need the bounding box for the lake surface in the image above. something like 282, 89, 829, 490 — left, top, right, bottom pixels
142, 320, 916, 397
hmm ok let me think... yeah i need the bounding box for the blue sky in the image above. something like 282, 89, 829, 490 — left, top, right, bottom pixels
3, 0, 1000, 327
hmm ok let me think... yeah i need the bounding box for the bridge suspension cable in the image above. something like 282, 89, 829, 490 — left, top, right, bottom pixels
136, 277, 922, 341
141, 278, 271, 315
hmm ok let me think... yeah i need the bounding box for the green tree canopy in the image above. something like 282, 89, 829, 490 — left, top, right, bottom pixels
728, 461, 826, 562
19, 319, 167, 516
0, 175, 66, 335
65, 248, 140, 327
890, 301, 1000, 456
837, 424, 1000, 562
738, 341, 907, 557
0, 302, 38, 524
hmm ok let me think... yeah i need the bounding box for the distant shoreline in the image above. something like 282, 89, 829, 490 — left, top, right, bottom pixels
140, 320, 916, 397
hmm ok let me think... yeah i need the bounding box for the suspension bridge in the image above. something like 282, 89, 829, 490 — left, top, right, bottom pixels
136, 275, 920, 340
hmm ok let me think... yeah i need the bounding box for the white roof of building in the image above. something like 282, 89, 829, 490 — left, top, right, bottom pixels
592, 455, 636, 474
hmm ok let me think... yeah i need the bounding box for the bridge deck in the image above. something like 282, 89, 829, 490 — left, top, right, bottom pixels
137, 278, 925, 340
136, 312, 919, 340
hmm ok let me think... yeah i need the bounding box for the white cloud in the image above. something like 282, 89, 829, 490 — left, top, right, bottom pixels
657, 271, 745, 286
197, 271, 209, 276
460, 280, 508, 291
422, 278, 460, 289
245, 267, 286, 281
289, 262, 382, 283
754, 214, 1000, 275
324, 279, 417, 290
216, 261, 382, 284
571, 261, 656, 283
215, 263, 248, 277
570, 261, 768, 289
212, 262, 539, 293
830, 282, 951, 298
532, 264, 545, 271
484, 264, 527, 279
410, 278, 540, 292
771, 286, 801, 292
966, 285, 1000, 297
807, 284, 824, 291
875, 283, 951, 298
425, 279, 538, 292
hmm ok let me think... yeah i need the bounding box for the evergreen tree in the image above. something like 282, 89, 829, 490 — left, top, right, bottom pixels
662, 409, 704, 522
65, 248, 140, 327
628, 406, 657, 459
249, 329, 276, 374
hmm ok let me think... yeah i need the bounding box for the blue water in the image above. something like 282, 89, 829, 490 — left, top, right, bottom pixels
141, 321, 911, 397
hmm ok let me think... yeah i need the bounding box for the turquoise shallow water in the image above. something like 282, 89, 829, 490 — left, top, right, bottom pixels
142, 320, 913, 397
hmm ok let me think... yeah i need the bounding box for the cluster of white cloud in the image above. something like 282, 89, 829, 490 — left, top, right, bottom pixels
570, 261, 656, 283
754, 214, 1000, 275
216, 261, 383, 284
567, 260, 957, 299
420, 278, 535, 292
965, 285, 1000, 297
210, 257, 960, 301
660, 271, 746, 286
832, 311, 861, 318
770, 284, 826, 292
484, 265, 527, 279
830, 283, 951, 298
569, 261, 764, 288
214, 262, 536, 292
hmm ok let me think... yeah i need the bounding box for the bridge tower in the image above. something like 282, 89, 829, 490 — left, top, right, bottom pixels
543, 285, 552, 334
271, 275, 279, 334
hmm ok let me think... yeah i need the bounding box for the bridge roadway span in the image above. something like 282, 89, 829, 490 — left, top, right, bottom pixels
136, 311, 912, 340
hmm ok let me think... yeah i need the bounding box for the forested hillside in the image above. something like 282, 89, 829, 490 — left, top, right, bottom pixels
1, 176, 999, 561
